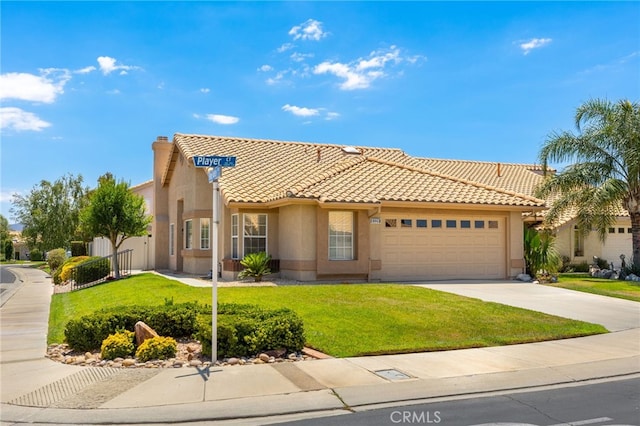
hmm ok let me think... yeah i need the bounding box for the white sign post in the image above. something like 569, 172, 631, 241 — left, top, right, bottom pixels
193, 156, 236, 363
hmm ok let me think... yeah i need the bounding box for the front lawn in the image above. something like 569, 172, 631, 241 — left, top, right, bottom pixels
49, 274, 607, 357
546, 274, 640, 302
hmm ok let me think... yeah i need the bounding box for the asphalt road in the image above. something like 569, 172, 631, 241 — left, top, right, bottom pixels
0, 265, 19, 307
276, 377, 640, 426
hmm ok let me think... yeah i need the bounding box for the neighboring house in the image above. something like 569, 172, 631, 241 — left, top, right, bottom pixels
546, 211, 633, 269
89, 180, 155, 270
151, 134, 549, 281
10, 230, 28, 261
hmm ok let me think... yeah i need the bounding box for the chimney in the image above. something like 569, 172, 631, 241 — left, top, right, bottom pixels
496, 162, 501, 177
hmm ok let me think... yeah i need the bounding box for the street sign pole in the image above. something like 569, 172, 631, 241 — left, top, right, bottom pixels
211, 177, 219, 363
193, 156, 236, 365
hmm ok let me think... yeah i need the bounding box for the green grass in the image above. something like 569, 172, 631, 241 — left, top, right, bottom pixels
545, 273, 640, 302
48, 273, 607, 357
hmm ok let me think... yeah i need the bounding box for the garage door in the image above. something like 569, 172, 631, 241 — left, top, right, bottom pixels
380, 214, 506, 281
601, 225, 633, 268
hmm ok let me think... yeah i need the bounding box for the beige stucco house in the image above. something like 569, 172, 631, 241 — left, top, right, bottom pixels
151, 134, 550, 281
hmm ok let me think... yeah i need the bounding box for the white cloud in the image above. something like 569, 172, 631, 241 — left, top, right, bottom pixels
519, 38, 552, 55
0, 107, 51, 132
326, 112, 340, 120
200, 88, 210, 93
75, 66, 96, 74
282, 104, 320, 117
277, 43, 294, 53
289, 19, 327, 41
0, 69, 70, 103
97, 56, 141, 75
205, 114, 239, 125
290, 52, 314, 63
258, 65, 273, 72
313, 46, 420, 90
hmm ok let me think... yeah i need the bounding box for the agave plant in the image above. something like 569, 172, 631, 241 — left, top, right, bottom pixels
237, 252, 272, 282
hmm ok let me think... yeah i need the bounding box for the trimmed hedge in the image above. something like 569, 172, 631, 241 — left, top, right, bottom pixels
195, 303, 305, 359
136, 336, 177, 362
64, 302, 205, 351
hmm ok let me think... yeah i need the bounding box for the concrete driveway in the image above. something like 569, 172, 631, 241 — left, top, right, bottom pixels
416, 281, 640, 332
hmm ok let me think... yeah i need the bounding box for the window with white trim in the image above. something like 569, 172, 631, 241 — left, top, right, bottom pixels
243, 213, 267, 256
574, 226, 584, 257
329, 211, 354, 260
200, 218, 210, 250
185, 219, 193, 249
231, 214, 239, 259
169, 223, 175, 256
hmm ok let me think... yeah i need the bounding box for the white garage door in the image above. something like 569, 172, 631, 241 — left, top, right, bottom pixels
380, 214, 506, 281
601, 224, 633, 268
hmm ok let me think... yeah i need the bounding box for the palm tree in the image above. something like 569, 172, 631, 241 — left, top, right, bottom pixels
535, 99, 640, 270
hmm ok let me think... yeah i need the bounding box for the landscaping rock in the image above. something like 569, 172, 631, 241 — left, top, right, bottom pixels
227, 357, 239, 365
515, 273, 531, 282
258, 353, 270, 362
134, 321, 159, 346
626, 273, 640, 282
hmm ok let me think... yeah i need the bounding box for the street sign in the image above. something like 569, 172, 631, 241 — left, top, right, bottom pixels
207, 166, 221, 183
193, 156, 237, 168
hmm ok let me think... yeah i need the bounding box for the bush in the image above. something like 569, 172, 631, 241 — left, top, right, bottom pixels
595, 257, 610, 270
571, 262, 590, 273
75, 257, 110, 284
3, 240, 13, 261
59, 256, 91, 282
195, 303, 305, 359
64, 303, 204, 351
238, 252, 272, 282
101, 330, 135, 360
70, 241, 86, 257
29, 250, 43, 261
135, 336, 177, 362
47, 249, 67, 273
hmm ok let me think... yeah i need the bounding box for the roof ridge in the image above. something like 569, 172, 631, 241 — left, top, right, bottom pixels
368, 157, 545, 204
173, 133, 405, 154
286, 156, 368, 198
411, 155, 544, 169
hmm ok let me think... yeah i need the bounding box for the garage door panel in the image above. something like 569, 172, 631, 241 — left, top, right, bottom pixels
380, 215, 506, 280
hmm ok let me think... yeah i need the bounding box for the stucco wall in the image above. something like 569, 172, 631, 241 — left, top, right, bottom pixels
279, 204, 317, 281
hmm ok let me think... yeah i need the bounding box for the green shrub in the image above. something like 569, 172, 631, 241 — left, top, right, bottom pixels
3, 240, 13, 261
238, 252, 272, 282
135, 336, 177, 362
101, 330, 135, 360
571, 262, 590, 273
64, 303, 205, 351
195, 303, 305, 359
75, 257, 110, 284
596, 257, 610, 270
70, 241, 86, 257
29, 250, 43, 261
59, 256, 91, 282
47, 249, 67, 273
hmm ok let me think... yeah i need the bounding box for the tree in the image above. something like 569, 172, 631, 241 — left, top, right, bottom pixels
535, 99, 640, 269
80, 174, 151, 279
0, 214, 9, 243
10, 174, 88, 252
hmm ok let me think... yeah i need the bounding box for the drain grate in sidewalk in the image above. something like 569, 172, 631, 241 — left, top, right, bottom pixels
374, 369, 413, 381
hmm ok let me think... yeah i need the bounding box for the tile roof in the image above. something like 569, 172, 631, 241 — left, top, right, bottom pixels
167, 133, 546, 209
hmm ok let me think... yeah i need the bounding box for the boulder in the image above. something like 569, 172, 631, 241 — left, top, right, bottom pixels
515, 273, 531, 282
135, 321, 159, 346
625, 273, 640, 282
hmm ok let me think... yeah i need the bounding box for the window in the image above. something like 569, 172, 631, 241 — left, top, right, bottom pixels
244, 213, 267, 256
329, 211, 354, 260
385, 219, 397, 228
231, 214, 239, 259
446, 220, 457, 228
629, 228, 633, 234
618, 228, 625, 234
200, 218, 210, 249
488, 220, 499, 229
169, 223, 175, 256
475, 220, 485, 229
574, 226, 584, 257
185, 220, 193, 249
416, 219, 427, 228
461, 220, 471, 229
401, 219, 412, 228
608, 228, 615, 234
431, 219, 442, 228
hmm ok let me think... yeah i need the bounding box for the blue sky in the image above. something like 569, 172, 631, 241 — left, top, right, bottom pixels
1, 1, 639, 220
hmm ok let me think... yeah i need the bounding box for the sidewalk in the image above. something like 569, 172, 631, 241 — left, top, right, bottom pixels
1, 266, 639, 425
